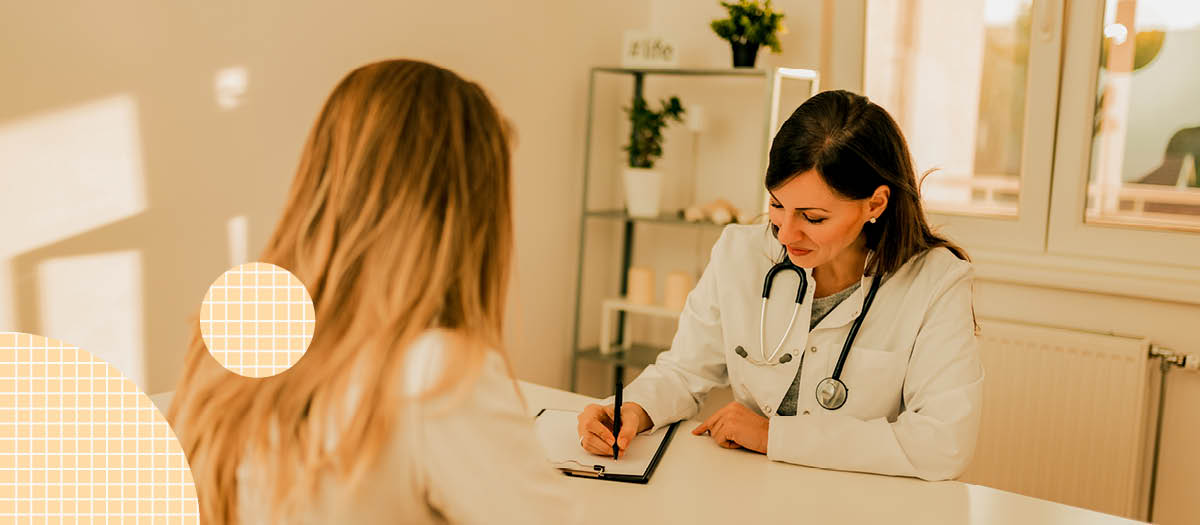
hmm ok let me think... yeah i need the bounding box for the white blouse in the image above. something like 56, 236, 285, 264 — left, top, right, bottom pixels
236, 330, 579, 524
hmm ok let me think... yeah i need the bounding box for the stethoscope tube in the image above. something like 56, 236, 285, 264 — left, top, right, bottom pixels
756, 259, 807, 364
814, 272, 882, 410
741, 257, 884, 411
829, 272, 883, 381
762, 259, 807, 303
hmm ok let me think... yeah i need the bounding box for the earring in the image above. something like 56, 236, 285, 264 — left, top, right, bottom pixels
868, 217, 877, 224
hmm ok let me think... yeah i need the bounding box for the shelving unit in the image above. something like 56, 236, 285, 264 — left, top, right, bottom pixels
568, 66, 819, 393
598, 298, 681, 357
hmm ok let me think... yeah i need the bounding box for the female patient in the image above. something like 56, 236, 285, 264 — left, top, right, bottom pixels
168, 60, 575, 524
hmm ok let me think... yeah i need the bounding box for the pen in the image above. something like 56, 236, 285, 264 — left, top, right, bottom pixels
612, 369, 623, 460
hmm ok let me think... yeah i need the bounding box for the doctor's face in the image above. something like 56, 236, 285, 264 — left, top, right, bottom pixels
768, 169, 875, 268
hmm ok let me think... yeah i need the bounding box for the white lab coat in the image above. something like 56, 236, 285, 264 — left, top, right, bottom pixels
623, 224, 984, 481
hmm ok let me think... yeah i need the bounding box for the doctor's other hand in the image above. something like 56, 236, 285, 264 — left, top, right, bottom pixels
576, 402, 652, 458
691, 401, 769, 454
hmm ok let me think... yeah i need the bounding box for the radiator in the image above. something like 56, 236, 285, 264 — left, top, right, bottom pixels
959, 319, 1156, 520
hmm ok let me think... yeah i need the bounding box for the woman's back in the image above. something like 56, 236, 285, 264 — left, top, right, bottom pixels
235, 330, 575, 524
168, 60, 570, 524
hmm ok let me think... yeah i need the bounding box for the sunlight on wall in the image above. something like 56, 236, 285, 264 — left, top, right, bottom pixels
36, 251, 146, 389
0, 260, 12, 330
214, 66, 249, 110
227, 214, 249, 267
0, 94, 148, 347
0, 94, 147, 258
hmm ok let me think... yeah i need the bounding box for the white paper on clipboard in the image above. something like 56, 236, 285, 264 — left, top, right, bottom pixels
534, 408, 672, 477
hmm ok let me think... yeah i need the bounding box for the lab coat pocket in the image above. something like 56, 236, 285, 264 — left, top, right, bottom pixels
839, 347, 906, 419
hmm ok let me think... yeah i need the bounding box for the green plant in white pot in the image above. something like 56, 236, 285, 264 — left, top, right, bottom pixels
623, 95, 685, 218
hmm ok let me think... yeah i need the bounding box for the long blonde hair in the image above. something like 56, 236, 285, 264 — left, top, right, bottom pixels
167, 59, 514, 523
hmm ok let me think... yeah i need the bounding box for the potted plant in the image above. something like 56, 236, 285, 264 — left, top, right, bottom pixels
710, 0, 786, 68
622, 95, 685, 218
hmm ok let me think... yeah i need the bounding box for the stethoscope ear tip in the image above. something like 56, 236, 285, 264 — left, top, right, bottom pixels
734, 346, 748, 358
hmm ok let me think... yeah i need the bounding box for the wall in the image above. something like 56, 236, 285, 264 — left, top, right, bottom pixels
0, 0, 864, 404
0, 0, 649, 394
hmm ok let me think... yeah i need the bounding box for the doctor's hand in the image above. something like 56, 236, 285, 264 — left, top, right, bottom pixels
691, 401, 769, 454
576, 402, 652, 458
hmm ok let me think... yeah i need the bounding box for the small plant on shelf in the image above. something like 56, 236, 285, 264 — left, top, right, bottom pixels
620, 95, 685, 218
623, 95, 685, 169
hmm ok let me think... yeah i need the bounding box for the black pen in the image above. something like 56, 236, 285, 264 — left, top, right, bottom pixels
612, 369, 623, 460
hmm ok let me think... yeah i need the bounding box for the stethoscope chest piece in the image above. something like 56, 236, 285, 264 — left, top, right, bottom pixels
815, 377, 848, 410
735, 257, 883, 412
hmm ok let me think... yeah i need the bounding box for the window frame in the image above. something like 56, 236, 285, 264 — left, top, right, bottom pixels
1045, 0, 1200, 268
921, 0, 1065, 255
861, 0, 1067, 253
859, 0, 1200, 305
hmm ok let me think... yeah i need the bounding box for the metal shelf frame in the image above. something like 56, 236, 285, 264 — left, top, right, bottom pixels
568, 67, 819, 392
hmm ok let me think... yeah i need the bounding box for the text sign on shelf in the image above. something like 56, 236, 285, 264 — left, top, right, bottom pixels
621, 30, 679, 69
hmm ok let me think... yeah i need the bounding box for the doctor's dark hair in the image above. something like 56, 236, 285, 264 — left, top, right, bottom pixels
765, 90, 968, 276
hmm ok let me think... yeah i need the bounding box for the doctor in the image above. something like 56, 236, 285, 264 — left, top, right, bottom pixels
577, 90, 984, 481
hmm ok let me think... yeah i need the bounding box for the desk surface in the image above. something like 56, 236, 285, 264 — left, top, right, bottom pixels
521, 382, 1143, 525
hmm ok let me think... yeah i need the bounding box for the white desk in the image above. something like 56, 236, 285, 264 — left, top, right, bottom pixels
522, 382, 1143, 525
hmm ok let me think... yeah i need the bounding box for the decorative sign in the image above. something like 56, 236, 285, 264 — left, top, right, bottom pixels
621, 30, 679, 68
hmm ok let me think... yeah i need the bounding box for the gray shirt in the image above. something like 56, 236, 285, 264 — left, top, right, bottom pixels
777, 281, 861, 417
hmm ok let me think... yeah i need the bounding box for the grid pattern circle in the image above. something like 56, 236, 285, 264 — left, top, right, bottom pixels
0, 331, 200, 523
200, 262, 315, 378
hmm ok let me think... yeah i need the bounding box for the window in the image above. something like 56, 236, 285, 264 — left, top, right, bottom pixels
864, 0, 1064, 253
864, 0, 1200, 271
865, 0, 1033, 218
1086, 0, 1200, 232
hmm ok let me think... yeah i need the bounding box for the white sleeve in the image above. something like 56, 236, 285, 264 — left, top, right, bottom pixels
622, 228, 731, 433
416, 353, 581, 524
765, 264, 984, 481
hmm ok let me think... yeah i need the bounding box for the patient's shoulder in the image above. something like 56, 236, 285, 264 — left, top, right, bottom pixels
402, 329, 511, 401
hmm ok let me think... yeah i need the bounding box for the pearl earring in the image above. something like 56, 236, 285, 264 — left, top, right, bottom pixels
868, 217, 877, 224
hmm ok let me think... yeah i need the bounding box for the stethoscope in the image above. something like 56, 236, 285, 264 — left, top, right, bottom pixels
734, 258, 883, 410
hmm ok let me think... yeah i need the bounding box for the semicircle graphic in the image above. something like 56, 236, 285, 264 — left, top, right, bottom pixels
199, 262, 316, 378
0, 331, 200, 522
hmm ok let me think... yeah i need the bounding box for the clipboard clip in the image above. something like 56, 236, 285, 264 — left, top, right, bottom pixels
570, 464, 606, 478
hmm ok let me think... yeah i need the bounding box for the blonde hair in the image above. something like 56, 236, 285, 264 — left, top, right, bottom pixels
167, 59, 514, 523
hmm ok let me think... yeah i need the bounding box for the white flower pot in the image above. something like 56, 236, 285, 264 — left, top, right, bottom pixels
623, 167, 663, 218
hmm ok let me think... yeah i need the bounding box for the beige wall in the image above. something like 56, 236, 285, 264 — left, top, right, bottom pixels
0, 0, 863, 400
0, 0, 648, 394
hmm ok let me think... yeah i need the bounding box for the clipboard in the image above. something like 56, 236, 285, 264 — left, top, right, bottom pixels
534, 408, 678, 484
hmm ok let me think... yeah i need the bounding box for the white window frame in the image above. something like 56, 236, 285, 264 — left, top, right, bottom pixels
1046, 0, 1200, 268
864, 0, 1200, 305
921, 0, 1066, 256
